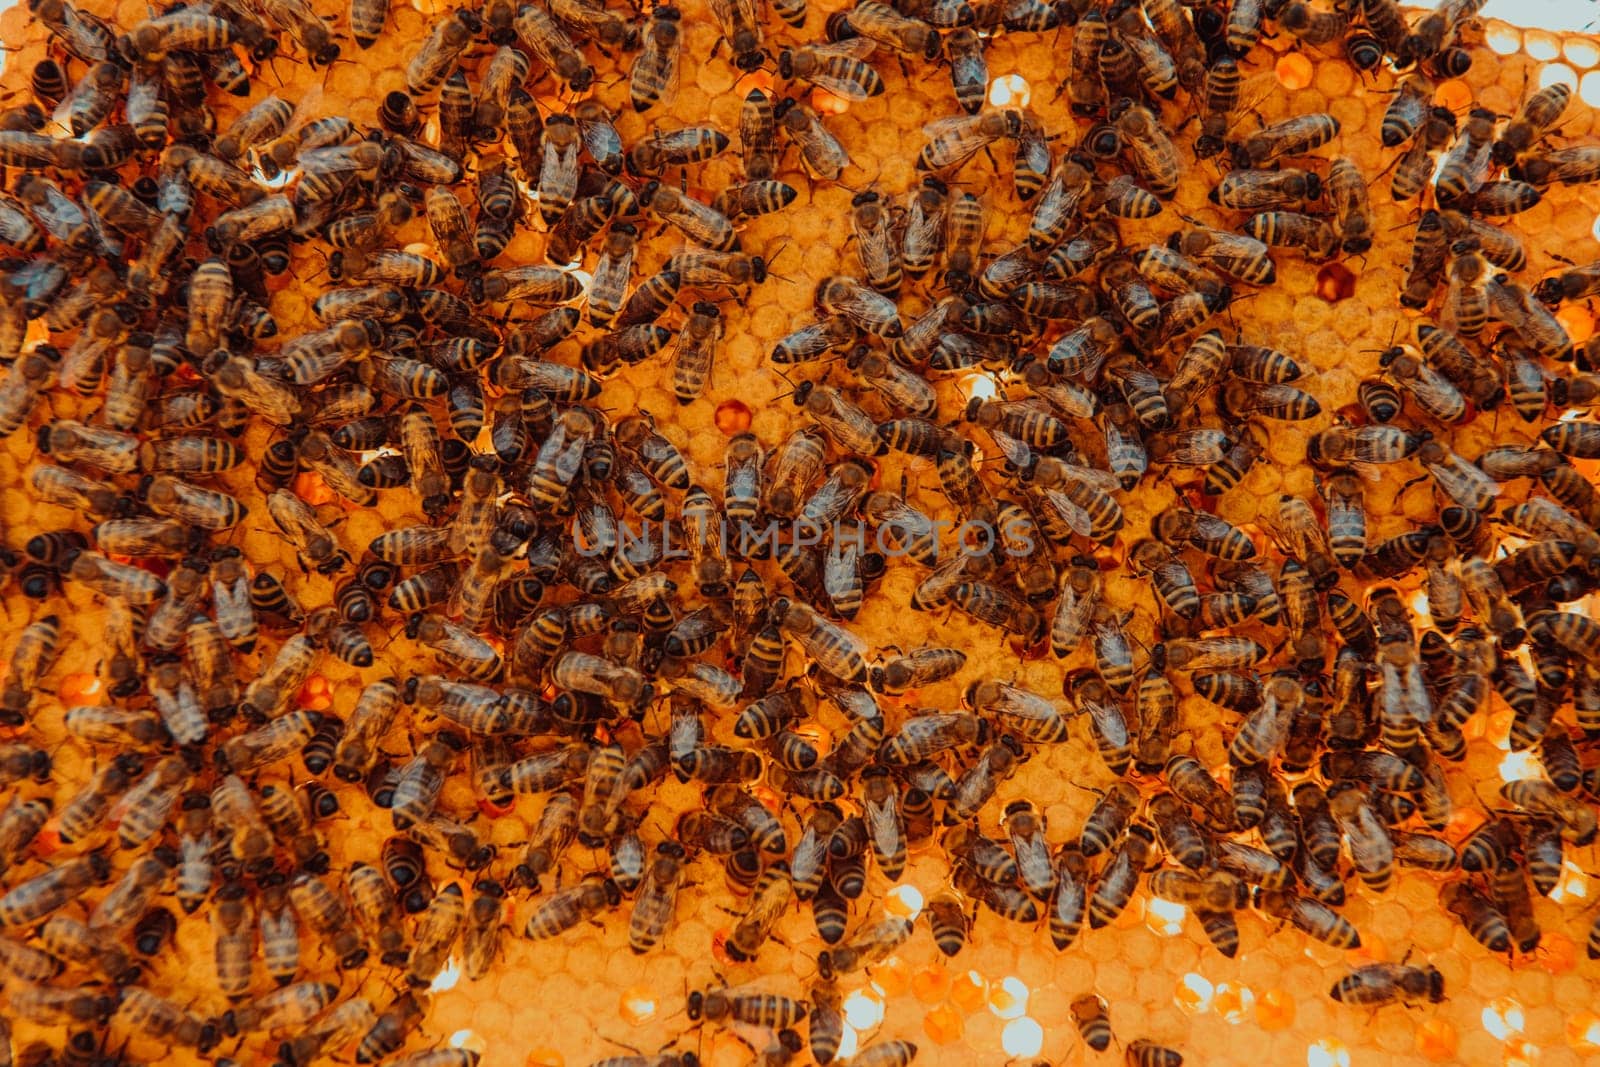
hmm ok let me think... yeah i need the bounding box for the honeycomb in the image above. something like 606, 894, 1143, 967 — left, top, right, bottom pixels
1, 0, 1600, 1066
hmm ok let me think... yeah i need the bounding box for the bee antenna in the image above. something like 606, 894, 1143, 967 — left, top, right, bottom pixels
762, 239, 797, 276
769, 365, 800, 396
730, 61, 769, 93
319, 52, 356, 90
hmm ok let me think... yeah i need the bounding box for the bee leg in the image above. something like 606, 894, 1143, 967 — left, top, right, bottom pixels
1398, 472, 1431, 495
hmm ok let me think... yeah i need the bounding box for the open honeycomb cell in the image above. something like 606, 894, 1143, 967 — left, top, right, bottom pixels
1, 0, 1600, 1066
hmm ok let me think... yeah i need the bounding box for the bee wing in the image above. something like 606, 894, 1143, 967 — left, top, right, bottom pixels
1004, 686, 1060, 724
1410, 362, 1467, 413
741, 876, 791, 931
1041, 460, 1111, 497
1084, 697, 1130, 746
1039, 488, 1094, 539
802, 614, 869, 660
832, 286, 888, 326
1209, 230, 1270, 258
706, 0, 738, 31
823, 539, 860, 600
806, 66, 879, 102
1052, 587, 1094, 652
1161, 430, 1231, 465
811, 37, 878, 61
902, 199, 943, 253
1269, 503, 1324, 558
1000, 396, 1056, 417
397, 138, 462, 182
921, 112, 980, 141
1428, 455, 1499, 510
1514, 289, 1572, 350
590, 252, 631, 301
984, 425, 1032, 469
864, 793, 902, 858
854, 213, 900, 274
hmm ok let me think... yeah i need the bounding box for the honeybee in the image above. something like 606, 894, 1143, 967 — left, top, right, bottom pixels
1517, 143, 1600, 186
1091, 823, 1156, 928
781, 39, 884, 101
1113, 101, 1180, 199
777, 96, 851, 180
58, 754, 141, 845
0, 853, 111, 928
1211, 167, 1321, 211
812, 278, 902, 340
282, 998, 378, 1067
1230, 112, 1340, 168
636, 183, 738, 253
1306, 424, 1426, 466
1436, 107, 1496, 207
620, 841, 684, 954
405, 10, 475, 93
917, 109, 1017, 172
917, 891, 967, 958
0, 796, 49, 876
1172, 226, 1275, 286
399, 882, 464, 989
1252, 888, 1360, 948
651, 302, 723, 405
816, 916, 913, 980
1051, 992, 1108, 1054
1243, 211, 1338, 260
1392, 107, 1458, 202
343, 863, 407, 968
355, 992, 425, 1064
1126, 1040, 1184, 1067
630, 5, 682, 111
0, 347, 57, 436
1501, 779, 1597, 845
842, 0, 940, 56
1330, 963, 1445, 1007
688, 986, 809, 1028
1327, 783, 1396, 891
721, 862, 793, 964
1148, 869, 1249, 913
1441, 882, 1511, 954
505, 5, 588, 91
1414, 440, 1498, 512
1036, 846, 1086, 952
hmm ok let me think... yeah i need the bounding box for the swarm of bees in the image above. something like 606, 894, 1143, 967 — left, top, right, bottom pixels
1, 0, 1600, 1062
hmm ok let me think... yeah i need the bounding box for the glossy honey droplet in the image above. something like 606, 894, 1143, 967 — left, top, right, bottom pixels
619, 985, 657, 1025
1176, 972, 1215, 1015
923, 1001, 965, 1046
1275, 53, 1313, 90
714, 399, 752, 435
1566, 1011, 1600, 1051
1255, 989, 1296, 1032
58, 672, 101, 704
1417, 1018, 1459, 1062
950, 970, 990, 1016
1214, 983, 1254, 1024
912, 966, 952, 1004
